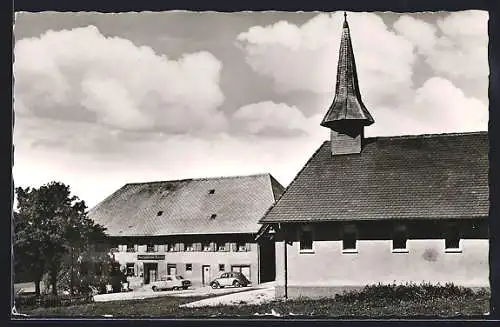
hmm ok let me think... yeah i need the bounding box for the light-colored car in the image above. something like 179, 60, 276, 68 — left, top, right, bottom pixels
150, 275, 191, 291
209, 272, 251, 289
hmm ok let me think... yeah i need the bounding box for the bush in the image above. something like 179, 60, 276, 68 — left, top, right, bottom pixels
15, 293, 94, 310
334, 282, 481, 303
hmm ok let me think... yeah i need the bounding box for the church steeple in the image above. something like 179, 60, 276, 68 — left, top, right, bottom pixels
321, 12, 374, 155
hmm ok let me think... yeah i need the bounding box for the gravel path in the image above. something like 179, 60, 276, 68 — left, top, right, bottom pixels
180, 283, 275, 307
93, 283, 270, 302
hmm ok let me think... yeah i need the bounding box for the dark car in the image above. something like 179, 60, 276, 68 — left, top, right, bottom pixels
209, 271, 251, 288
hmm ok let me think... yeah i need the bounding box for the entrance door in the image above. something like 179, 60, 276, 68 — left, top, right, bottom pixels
167, 264, 177, 276
144, 263, 158, 284
149, 269, 157, 284
202, 265, 211, 285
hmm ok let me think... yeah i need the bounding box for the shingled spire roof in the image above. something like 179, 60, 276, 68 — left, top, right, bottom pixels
321, 12, 374, 131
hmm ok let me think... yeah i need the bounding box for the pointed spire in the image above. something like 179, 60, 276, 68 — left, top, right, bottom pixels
321, 12, 374, 132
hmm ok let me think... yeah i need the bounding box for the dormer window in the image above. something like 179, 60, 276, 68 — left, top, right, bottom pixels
209, 189, 215, 194
157, 211, 163, 216
210, 214, 217, 220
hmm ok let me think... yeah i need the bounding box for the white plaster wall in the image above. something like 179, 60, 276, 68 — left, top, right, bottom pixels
113, 246, 260, 286
276, 239, 489, 288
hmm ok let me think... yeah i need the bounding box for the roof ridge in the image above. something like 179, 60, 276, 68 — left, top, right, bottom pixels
366, 130, 487, 141
123, 172, 272, 186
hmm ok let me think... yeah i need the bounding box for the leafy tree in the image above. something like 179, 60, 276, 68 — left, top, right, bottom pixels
14, 182, 109, 296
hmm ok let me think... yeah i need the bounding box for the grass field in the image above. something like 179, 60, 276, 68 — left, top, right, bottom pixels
17, 284, 491, 319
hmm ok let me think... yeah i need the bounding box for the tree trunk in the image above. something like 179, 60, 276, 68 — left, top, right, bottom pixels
34, 280, 41, 297
50, 270, 58, 295
70, 247, 74, 296
34, 261, 44, 297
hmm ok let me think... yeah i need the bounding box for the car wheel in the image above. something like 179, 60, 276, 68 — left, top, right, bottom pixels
211, 282, 219, 289
152, 286, 158, 292
233, 281, 241, 288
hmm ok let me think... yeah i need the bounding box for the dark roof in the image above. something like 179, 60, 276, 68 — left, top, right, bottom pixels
89, 173, 284, 237
321, 15, 374, 131
260, 132, 488, 223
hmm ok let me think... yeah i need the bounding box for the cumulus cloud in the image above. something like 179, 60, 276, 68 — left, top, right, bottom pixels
14, 25, 227, 135
232, 101, 320, 137
236, 12, 416, 108
393, 15, 437, 54
367, 76, 488, 137
14, 114, 328, 207
394, 10, 488, 80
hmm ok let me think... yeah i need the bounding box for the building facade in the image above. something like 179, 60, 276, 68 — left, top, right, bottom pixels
89, 173, 283, 289
258, 14, 489, 299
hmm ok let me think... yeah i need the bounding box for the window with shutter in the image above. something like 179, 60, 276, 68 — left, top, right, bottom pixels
236, 241, 247, 252
167, 243, 175, 252
216, 241, 226, 251
231, 242, 237, 252
210, 242, 216, 252
245, 243, 252, 252
179, 243, 185, 251
126, 263, 135, 277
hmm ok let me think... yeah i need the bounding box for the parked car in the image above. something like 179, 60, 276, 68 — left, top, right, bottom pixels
150, 275, 191, 291
209, 271, 251, 289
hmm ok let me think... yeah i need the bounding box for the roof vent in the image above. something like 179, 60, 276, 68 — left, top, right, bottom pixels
209, 189, 215, 194
210, 214, 217, 220
157, 211, 163, 216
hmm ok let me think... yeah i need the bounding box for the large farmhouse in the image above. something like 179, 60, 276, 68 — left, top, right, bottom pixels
258, 14, 489, 299
89, 173, 284, 288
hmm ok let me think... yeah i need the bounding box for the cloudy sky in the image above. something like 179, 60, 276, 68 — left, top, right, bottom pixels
13, 10, 488, 208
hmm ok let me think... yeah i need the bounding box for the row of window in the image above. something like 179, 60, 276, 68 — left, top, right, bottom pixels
298, 225, 462, 253
116, 242, 251, 253
124, 262, 228, 277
